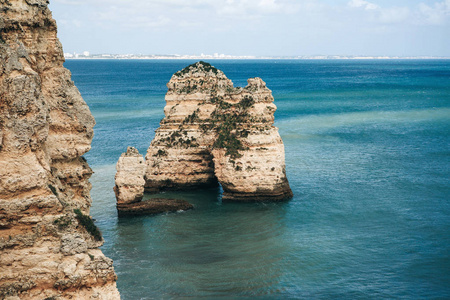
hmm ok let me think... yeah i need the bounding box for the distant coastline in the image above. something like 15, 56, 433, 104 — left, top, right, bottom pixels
64, 53, 450, 60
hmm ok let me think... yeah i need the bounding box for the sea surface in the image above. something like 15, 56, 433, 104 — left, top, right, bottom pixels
64, 59, 450, 299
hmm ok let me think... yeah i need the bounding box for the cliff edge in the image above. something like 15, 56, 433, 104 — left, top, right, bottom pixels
0, 0, 120, 298
116, 61, 292, 204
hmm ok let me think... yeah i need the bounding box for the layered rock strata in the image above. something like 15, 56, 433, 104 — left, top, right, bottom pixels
114, 147, 146, 205
114, 147, 193, 216
0, 1, 120, 299
116, 61, 292, 203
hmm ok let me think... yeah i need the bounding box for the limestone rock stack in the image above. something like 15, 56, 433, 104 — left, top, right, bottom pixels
117, 61, 292, 203
0, 1, 120, 299
114, 147, 146, 205
143, 62, 230, 192
114, 147, 193, 216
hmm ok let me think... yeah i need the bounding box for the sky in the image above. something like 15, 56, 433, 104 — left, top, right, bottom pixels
49, 0, 450, 57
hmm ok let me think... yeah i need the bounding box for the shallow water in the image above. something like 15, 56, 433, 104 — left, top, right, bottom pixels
65, 59, 450, 299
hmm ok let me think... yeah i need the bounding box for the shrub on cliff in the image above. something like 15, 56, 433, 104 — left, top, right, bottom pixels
74, 209, 102, 241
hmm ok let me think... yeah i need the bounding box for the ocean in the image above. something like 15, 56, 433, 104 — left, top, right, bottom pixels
64, 59, 450, 299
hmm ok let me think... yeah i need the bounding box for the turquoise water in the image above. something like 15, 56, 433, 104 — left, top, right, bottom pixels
65, 59, 450, 299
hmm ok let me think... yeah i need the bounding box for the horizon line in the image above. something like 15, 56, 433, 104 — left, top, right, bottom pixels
64, 53, 450, 60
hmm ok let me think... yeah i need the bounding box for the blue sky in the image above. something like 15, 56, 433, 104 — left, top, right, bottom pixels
49, 0, 450, 57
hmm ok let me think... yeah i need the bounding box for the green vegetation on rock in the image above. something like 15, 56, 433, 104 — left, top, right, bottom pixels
53, 215, 72, 230
166, 62, 263, 158
174, 61, 219, 77
48, 184, 58, 196
155, 149, 168, 157
73, 209, 102, 241
209, 95, 255, 158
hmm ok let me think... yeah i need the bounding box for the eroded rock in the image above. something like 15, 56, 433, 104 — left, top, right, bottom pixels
114, 147, 193, 216
60, 234, 88, 256
116, 61, 292, 203
114, 147, 146, 205
0, 1, 120, 298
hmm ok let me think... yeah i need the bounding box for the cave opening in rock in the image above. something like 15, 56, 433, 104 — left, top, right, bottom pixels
115, 61, 293, 212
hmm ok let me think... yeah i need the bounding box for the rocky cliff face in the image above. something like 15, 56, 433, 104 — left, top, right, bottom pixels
0, 0, 120, 298
117, 61, 292, 203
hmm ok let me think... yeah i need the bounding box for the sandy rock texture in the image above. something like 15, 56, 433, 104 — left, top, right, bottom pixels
114, 147, 145, 205
114, 147, 194, 216
117, 61, 292, 202
0, 0, 120, 298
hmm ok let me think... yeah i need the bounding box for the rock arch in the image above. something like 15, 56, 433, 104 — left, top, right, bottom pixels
114, 62, 292, 210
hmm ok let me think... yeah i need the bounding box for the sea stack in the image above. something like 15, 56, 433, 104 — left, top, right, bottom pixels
114, 147, 193, 216
116, 61, 292, 204
114, 147, 146, 206
0, 1, 120, 299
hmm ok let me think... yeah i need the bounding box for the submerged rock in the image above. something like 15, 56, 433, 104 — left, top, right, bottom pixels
0, 1, 120, 298
117, 198, 194, 217
115, 61, 293, 203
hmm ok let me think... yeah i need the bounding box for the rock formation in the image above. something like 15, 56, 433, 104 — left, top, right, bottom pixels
0, 1, 120, 299
116, 61, 292, 204
114, 147, 146, 206
114, 147, 193, 216
117, 197, 194, 217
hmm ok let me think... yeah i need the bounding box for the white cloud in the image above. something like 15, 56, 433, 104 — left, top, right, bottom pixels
50, 0, 450, 56
378, 7, 410, 24
213, 0, 299, 16
348, 0, 379, 10
348, 0, 409, 24
347, 0, 450, 25
58, 18, 83, 28
52, 0, 84, 4
258, 0, 281, 12
417, 0, 450, 24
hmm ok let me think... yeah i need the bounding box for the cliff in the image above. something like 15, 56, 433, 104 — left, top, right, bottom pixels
116, 61, 292, 204
0, 0, 120, 299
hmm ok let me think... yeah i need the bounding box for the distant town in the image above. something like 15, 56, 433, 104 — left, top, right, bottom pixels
64, 52, 450, 60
